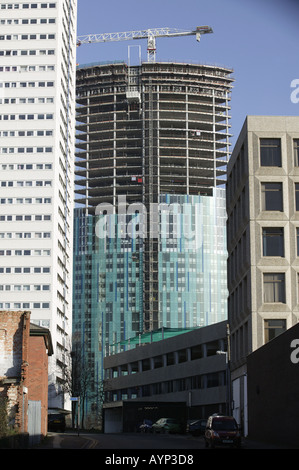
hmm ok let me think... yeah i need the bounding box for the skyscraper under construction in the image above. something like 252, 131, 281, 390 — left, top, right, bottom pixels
72, 60, 233, 425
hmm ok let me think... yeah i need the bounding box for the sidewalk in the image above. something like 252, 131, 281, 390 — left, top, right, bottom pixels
242, 437, 296, 449
34, 432, 93, 449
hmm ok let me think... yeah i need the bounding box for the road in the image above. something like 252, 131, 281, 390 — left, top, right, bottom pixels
35, 431, 292, 450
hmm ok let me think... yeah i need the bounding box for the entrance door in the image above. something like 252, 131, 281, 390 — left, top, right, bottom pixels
28, 400, 41, 446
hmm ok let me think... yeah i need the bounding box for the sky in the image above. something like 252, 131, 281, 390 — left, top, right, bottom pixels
76, 0, 299, 146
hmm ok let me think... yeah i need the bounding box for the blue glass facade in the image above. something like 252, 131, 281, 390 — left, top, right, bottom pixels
159, 189, 227, 329
73, 187, 227, 361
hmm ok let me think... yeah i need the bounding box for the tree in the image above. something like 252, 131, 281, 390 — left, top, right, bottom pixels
71, 333, 108, 429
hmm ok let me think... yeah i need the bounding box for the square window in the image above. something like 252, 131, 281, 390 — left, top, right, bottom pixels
264, 319, 286, 343
295, 183, 299, 211
263, 273, 285, 303
261, 183, 283, 211
260, 138, 281, 167
294, 140, 299, 166
262, 228, 284, 257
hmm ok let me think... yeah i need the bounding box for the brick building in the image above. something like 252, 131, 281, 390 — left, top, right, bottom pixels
0, 311, 53, 446
28, 323, 54, 440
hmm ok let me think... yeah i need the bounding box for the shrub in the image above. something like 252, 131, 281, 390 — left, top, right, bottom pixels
0, 397, 8, 437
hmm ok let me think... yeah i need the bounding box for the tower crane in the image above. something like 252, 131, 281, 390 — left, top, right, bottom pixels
76, 26, 213, 62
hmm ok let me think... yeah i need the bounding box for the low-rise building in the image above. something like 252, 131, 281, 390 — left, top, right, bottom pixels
0, 311, 53, 447
103, 321, 229, 433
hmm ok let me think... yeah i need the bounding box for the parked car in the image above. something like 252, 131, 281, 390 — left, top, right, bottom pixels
48, 413, 66, 432
204, 415, 241, 448
152, 418, 181, 434
186, 419, 207, 436
139, 419, 153, 433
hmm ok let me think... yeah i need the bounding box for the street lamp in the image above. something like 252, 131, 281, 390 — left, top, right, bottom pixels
216, 350, 231, 416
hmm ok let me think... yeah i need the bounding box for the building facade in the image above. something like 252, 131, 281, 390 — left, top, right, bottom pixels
103, 321, 228, 433
73, 61, 233, 426
226, 115, 299, 435
0, 0, 77, 410
0, 311, 53, 446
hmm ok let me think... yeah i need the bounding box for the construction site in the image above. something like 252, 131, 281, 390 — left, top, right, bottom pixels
75, 60, 233, 209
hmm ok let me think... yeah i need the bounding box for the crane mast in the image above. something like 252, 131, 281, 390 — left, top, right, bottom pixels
77, 26, 213, 62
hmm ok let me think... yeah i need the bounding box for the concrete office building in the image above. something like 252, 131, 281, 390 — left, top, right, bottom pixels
0, 0, 77, 411
73, 61, 233, 426
226, 115, 299, 435
103, 321, 228, 433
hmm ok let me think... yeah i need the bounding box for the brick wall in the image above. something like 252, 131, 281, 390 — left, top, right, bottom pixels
0, 311, 30, 433
28, 336, 49, 436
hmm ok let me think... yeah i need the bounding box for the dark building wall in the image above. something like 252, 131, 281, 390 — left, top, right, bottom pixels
247, 322, 299, 447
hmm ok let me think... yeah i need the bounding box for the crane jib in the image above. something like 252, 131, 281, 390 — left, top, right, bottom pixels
76, 26, 213, 45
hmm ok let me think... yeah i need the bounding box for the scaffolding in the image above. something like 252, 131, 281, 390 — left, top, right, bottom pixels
75, 61, 234, 210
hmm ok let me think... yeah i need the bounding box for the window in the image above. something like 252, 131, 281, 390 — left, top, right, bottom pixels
261, 183, 283, 211
294, 140, 299, 166
166, 352, 175, 366
262, 228, 284, 257
295, 183, 299, 211
264, 319, 286, 343
263, 273, 285, 303
260, 138, 281, 167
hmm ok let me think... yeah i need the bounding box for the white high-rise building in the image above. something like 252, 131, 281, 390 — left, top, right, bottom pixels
0, 0, 77, 410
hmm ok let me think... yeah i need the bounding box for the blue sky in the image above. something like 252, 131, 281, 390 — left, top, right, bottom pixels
76, 0, 299, 145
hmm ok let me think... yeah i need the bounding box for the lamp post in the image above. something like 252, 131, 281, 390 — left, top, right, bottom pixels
216, 350, 231, 415
217, 324, 231, 416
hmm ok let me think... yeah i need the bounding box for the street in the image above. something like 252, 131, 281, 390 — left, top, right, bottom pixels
35, 431, 292, 451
